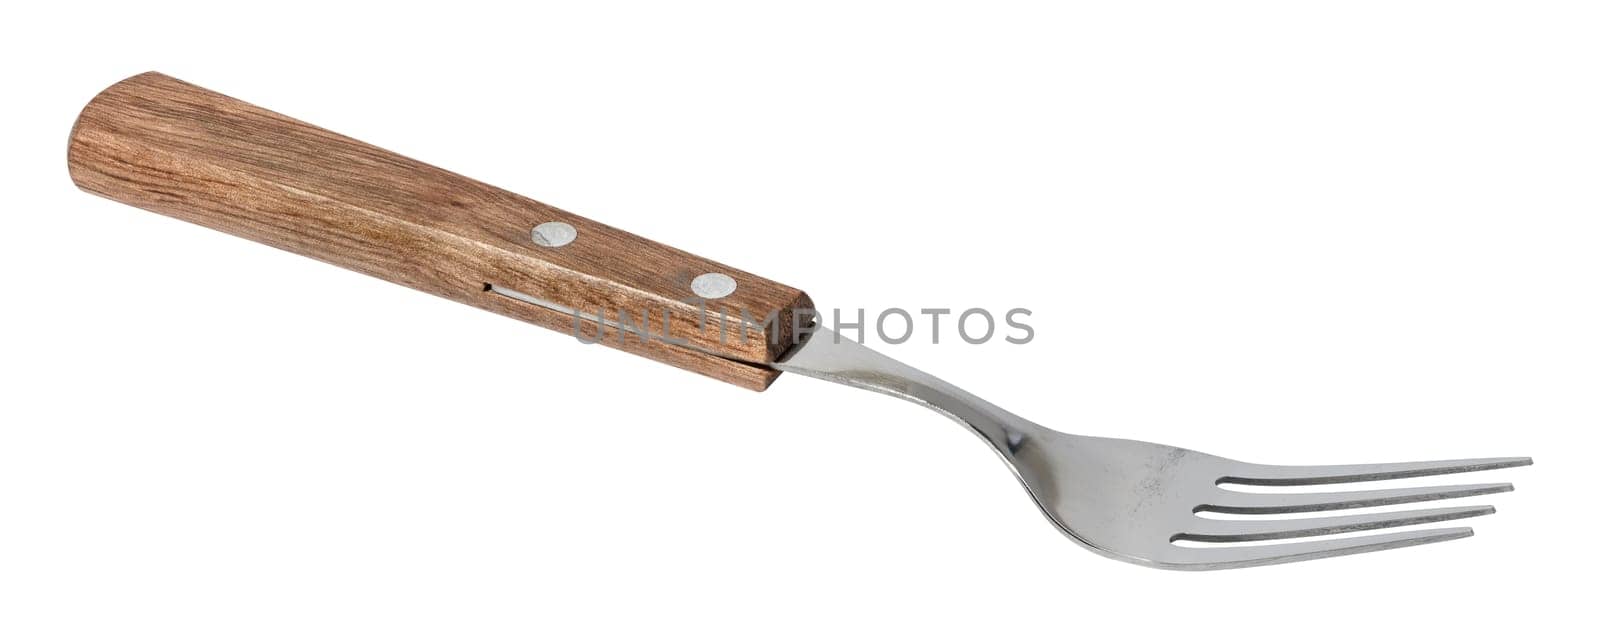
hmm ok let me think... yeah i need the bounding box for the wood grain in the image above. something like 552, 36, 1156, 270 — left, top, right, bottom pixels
67, 72, 812, 390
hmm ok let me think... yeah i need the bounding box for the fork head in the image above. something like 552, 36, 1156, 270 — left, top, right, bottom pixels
773, 325, 1531, 570
1014, 431, 1530, 570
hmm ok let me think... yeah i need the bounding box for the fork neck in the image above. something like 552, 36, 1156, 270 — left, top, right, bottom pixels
772, 326, 1041, 458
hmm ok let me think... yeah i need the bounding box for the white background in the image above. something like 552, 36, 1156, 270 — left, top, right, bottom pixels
2, 2, 1595, 640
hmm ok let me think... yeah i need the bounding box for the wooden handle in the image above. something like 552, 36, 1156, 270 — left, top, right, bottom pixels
67, 72, 812, 390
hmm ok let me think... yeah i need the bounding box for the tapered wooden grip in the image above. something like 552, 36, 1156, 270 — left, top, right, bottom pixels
68, 72, 811, 390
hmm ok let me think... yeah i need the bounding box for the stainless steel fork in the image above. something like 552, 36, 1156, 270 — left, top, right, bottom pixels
775, 326, 1531, 570
72, 73, 1532, 571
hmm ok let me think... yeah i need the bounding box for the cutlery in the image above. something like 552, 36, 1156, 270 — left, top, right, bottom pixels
68, 72, 1531, 569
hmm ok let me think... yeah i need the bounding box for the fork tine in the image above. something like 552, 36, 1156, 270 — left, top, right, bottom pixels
1169, 527, 1475, 569
1221, 456, 1531, 486
1175, 505, 1494, 542
1200, 482, 1512, 514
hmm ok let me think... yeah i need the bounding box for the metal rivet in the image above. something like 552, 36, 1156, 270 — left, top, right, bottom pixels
690, 272, 738, 299
531, 222, 577, 247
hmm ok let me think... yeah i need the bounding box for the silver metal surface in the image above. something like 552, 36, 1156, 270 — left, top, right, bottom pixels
690, 272, 737, 299
531, 222, 577, 247
773, 326, 1531, 570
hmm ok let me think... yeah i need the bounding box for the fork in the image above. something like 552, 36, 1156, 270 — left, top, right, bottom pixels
68, 72, 1531, 570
